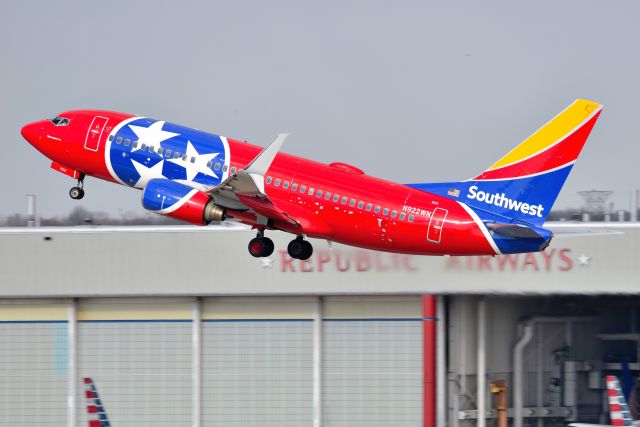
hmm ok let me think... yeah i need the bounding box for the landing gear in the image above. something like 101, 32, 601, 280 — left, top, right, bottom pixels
69, 187, 84, 200
69, 175, 85, 200
287, 236, 313, 260
248, 230, 274, 258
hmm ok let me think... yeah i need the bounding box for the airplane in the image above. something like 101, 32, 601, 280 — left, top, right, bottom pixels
83, 377, 111, 427
569, 375, 637, 427
21, 99, 602, 259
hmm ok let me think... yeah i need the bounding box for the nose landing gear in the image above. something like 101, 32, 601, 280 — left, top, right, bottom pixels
287, 236, 313, 260
69, 175, 85, 200
248, 230, 275, 258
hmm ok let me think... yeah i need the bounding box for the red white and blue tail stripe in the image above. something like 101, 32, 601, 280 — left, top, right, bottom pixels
607, 375, 633, 427
84, 377, 111, 427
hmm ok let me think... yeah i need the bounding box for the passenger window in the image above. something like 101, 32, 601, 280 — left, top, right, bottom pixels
333, 194, 339, 202
133, 141, 139, 148
341, 196, 347, 204
349, 199, 356, 207
292, 183, 298, 191
408, 214, 415, 222
174, 152, 180, 159
275, 179, 281, 187
182, 154, 188, 161
374, 206, 381, 213
147, 145, 153, 153
165, 149, 172, 157
190, 157, 196, 163
141, 143, 147, 150
214, 163, 221, 170
316, 190, 322, 198
124, 139, 131, 147
109, 135, 114, 142
300, 185, 306, 193
223, 165, 228, 172
283, 181, 290, 189
157, 147, 163, 155
383, 208, 389, 216
391, 210, 397, 218
266, 176, 273, 184
116, 136, 122, 144
357, 201, 364, 209
207, 161, 212, 168
325, 192, 331, 200
366, 203, 372, 211
231, 167, 237, 174
399, 212, 406, 220
308, 187, 314, 196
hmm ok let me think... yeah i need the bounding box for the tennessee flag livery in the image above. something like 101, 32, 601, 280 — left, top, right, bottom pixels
21, 99, 602, 259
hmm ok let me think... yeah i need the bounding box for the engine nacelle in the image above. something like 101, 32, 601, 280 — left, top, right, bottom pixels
142, 179, 225, 225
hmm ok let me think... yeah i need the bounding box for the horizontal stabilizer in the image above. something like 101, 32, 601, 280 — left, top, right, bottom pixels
486, 223, 544, 239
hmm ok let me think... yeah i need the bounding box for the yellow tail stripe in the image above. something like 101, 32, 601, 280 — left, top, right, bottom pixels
488, 99, 601, 170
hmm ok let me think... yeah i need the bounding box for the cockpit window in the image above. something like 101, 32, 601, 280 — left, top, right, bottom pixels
50, 116, 70, 126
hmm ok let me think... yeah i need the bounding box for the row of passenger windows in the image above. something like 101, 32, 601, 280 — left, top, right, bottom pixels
109, 135, 229, 172
265, 176, 415, 222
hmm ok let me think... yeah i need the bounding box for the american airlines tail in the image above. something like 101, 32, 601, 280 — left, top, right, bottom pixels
570, 375, 636, 427
84, 377, 111, 427
409, 99, 602, 226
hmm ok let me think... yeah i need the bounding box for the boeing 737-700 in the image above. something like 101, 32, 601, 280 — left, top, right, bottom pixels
21, 99, 602, 259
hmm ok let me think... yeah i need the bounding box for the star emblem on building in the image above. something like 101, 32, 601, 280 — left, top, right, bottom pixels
260, 257, 274, 269
576, 254, 591, 266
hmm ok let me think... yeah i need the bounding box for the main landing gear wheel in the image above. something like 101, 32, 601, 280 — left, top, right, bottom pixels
69, 187, 84, 200
287, 237, 313, 260
248, 236, 274, 258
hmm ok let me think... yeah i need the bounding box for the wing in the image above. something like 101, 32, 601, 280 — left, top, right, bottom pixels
208, 134, 328, 234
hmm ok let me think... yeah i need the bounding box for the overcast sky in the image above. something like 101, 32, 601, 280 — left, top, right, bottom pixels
2, 0, 639, 217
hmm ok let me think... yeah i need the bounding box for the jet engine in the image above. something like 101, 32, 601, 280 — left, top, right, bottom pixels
142, 179, 225, 225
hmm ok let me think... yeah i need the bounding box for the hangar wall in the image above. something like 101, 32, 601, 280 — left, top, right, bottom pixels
0, 296, 424, 427
1, 224, 640, 427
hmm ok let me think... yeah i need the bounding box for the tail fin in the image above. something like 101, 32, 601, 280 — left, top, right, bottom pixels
607, 375, 633, 426
408, 99, 602, 226
84, 377, 111, 427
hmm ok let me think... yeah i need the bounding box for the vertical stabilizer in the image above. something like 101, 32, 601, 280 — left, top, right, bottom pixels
607, 375, 633, 427
84, 377, 111, 427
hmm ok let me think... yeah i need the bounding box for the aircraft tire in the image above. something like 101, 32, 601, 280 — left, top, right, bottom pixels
69, 187, 84, 200
288, 238, 313, 260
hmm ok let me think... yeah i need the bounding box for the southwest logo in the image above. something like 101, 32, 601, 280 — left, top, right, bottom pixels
466, 185, 544, 218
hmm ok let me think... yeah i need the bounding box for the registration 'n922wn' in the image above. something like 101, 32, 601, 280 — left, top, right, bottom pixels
402, 205, 431, 218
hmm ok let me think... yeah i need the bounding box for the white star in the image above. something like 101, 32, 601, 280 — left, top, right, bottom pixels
129, 121, 179, 152
168, 140, 219, 182
131, 159, 165, 188
576, 254, 591, 266
260, 257, 274, 269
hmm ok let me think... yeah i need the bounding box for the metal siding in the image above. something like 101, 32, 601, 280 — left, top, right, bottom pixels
202, 320, 314, 426
77, 321, 192, 426
322, 319, 423, 427
0, 322, 68, 426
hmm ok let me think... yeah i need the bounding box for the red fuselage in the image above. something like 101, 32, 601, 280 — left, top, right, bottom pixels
21, 110, 497, 256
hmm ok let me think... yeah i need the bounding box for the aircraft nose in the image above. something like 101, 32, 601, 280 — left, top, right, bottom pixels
21, 121, 44, 146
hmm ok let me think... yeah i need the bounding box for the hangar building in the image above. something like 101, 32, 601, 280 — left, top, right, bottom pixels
0, 223, 639, 427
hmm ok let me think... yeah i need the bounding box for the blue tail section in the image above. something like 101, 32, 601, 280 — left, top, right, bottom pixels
407, 164, 573, 227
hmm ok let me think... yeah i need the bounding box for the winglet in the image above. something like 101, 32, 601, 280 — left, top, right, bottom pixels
244, 133, 289, 176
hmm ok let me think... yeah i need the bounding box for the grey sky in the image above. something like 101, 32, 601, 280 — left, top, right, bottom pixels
2, 0, 638, 217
